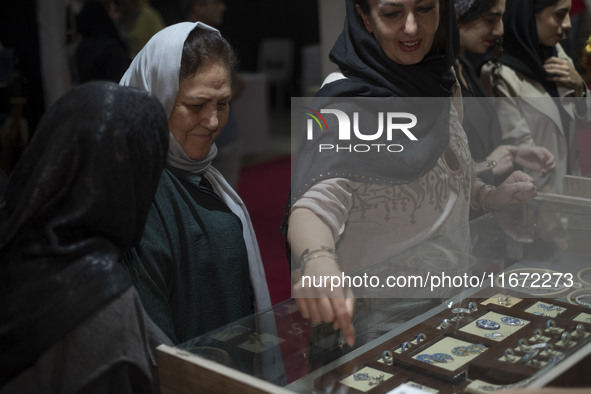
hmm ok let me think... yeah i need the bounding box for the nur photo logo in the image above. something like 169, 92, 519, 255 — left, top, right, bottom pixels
302, 106, 418, 153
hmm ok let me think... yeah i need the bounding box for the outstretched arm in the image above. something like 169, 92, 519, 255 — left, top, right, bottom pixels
288, 207, 356, 346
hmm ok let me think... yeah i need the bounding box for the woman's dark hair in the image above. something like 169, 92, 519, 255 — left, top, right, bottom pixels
457, 0, 504, 77
456, 0, 498, 24
432, 0, 448, 53
490, 0, 559, 87
179, 27, 238, 80
354, 0, 448, 53
532, 0, 560, 14
354, 0, 370, 14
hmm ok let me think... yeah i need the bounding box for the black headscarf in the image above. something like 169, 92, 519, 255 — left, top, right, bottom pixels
290, 0, 459, 201
501, 0, 560, 96
0, 81, 169, 385
319, 0, 458, 98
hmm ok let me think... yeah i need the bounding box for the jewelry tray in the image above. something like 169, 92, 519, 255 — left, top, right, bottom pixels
313, 288, 591, 393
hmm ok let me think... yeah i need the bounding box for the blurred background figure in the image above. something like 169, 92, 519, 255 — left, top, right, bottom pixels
564, 0, 590, 73
75, 0, 132, 83
454, 0, 556, 201
118, 0, 165, 57
182, 0, 226, 26
0, 42, 29, 176
480, 0, 591, 194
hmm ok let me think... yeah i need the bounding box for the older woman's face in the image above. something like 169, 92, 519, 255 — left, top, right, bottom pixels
459, 0, 505, 54
356, 0, 440, 65
168, 61, 231, 160
536, 0, 571, 47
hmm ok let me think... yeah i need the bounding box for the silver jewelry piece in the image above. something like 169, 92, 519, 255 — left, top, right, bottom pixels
432, 353, 454, 362
501, 316, 524, 326
561, 332, 572, 344
439, 318, 452, 330
521, 349, 540, 364
575, 294, 591, 308
518, 338, 530, 349
476, 319, 500, 330
416, 354, 433, 364
382, 350, 393, 364
369, 374, 384, 386
575, 323, 586, 337
353, 372, 370, 381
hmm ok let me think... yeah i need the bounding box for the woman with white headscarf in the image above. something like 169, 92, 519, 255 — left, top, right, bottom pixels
120, 22, 271, 345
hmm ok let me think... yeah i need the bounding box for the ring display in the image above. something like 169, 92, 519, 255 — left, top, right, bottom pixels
168, 196, 591, 394
339, 367, 393, 392
525, 300, 567, 318
334, 292, 590, 392
451, 344, 486, 356
461, 311, 529, 341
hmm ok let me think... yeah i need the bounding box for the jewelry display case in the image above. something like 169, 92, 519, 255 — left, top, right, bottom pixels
157, 194, 591, 393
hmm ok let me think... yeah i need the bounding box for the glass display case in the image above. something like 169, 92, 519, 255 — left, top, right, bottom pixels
157, 194, 591, 393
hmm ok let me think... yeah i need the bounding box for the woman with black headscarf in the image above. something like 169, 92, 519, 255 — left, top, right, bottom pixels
0, 81, 171, 393
286, 0, 537, 347
481, 0, 591, 193
454, 0, 556, 190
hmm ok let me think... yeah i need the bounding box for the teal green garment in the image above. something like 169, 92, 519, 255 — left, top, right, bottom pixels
121, 167, 255, 344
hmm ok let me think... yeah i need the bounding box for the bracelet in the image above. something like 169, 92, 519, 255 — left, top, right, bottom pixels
299, 247, 339, 272
481, 184, 496, 212
471, 180, 496, 212
471, 180, 487, 211
575, 294, 591, 308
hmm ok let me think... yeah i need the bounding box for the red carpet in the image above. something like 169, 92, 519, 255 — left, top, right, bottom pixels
238, 155, 292, 305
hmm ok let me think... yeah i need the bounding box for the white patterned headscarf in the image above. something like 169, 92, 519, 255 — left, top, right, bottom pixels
120, 22, 272, 313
